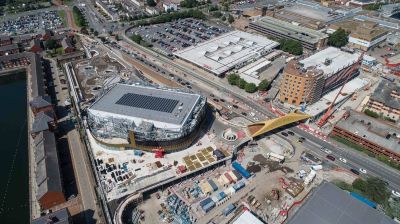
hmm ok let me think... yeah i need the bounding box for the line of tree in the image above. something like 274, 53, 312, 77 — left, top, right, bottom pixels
130, 34, 151, 47
180, 0, 200, 8
278, 39, 303, 56
72, 6, 87, 28
336, 177, 399, 219
133, 9, 205, 27
227, 74, 270, 93
328, 28, 349, 48
146, 0, 157, 7
363, 3, 385, 11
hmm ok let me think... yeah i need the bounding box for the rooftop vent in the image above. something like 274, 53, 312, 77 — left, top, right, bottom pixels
324, 58, 332, 66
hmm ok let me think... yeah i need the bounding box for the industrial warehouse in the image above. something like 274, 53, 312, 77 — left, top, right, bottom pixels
174, 31, 279, 76
87, 83, 207, 151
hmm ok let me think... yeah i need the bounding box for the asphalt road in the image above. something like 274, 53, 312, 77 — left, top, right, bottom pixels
121, 30, 400, 192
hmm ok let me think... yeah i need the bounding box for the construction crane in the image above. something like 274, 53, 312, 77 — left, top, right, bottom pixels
317, 52, 364, 128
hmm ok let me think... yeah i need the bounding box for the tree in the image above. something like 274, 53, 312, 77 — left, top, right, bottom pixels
72, 6, 87, 28
352, 178, 367, 192
279, 39, 303, 55
258, 79, 269, 91
180, 0, 199, 8
364, 109, 379, 118
212, 11, 222, 18
209, 4, 218, 11
328, 28, 349, 48
245, 83, 257, 93
146, 0, 157, 7
131, 34, 143, 44
364, 177, 389, 205
45, 39, 58, 50
237, 78, 247, 89
228, 14, 234, 23
221, 16, 226, 21
227, 73, 240, 85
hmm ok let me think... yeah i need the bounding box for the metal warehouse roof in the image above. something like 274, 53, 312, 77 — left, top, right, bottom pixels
250, 16, 328, 44
174, 31, 278, 75
288, 182, 396, 224
89, 83, 201, 125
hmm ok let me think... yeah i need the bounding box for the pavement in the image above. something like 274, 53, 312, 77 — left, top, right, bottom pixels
68, 129, 103, 224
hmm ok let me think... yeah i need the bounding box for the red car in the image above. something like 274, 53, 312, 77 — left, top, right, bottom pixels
326, 155, 336, 161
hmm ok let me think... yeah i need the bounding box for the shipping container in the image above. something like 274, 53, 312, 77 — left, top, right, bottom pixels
228, 171, 238, 182
221, 174, 231, 185
216, 191, 226, 201
208, 179, 218, 191
134, 150, 144, 156
232, 162, 251, 179
200, 197, 213, 207
232, 170, 242, 180
223, 204, 236, 216
311, 165, 323, 171
233, 181, 245, 191
202, 201, 216, 213
213, 149, 225, 160
199, 181, 213, 195
229, 186, 236, 194
350, 192, 377, 209
224, 172, 234, 183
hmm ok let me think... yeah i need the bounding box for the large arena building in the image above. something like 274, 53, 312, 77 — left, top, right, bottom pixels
174, 30, 279, 76
87, 83, 207, 151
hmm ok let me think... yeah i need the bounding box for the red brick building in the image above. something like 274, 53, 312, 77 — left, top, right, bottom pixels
331, 110, 400, 161
30, 39, 43, 53
0, 35, 12, 46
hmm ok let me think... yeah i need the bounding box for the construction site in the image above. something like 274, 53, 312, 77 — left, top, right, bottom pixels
126, 130, 358, 224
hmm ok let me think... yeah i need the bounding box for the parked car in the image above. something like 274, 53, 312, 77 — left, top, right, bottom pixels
392, 190, 400, 198
298, 137, 305, 143
359, 168, 367, 174
288, 131, 294, 136
320, 147, 332, 154
350, 168, 360, 175
339, 157, 347, 163
281, 132, 288, 137
326, 155, 335, 161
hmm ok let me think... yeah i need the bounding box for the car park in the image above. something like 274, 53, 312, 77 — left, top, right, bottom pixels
326, 155, 335, 161
130, 18, 229, 54
0, 10, 64, 34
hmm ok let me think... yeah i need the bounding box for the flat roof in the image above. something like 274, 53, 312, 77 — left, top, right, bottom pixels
370, 80, 400, 110
233, 210, 264, 224
288, 182, 396, 224
335, 110, 400, 154
89, 83, 201, 126
305, 77, 369, 117
300, 47, 361, 78
174, 30, 278, 75
250, 16, 328, 44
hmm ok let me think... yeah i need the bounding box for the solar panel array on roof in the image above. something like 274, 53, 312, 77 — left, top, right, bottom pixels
115, 93, 179, 113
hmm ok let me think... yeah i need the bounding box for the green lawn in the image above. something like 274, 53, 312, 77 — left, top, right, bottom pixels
58, 10, 67, 27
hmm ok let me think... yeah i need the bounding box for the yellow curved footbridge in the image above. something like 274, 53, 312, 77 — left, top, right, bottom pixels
248, 111, 312, 138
